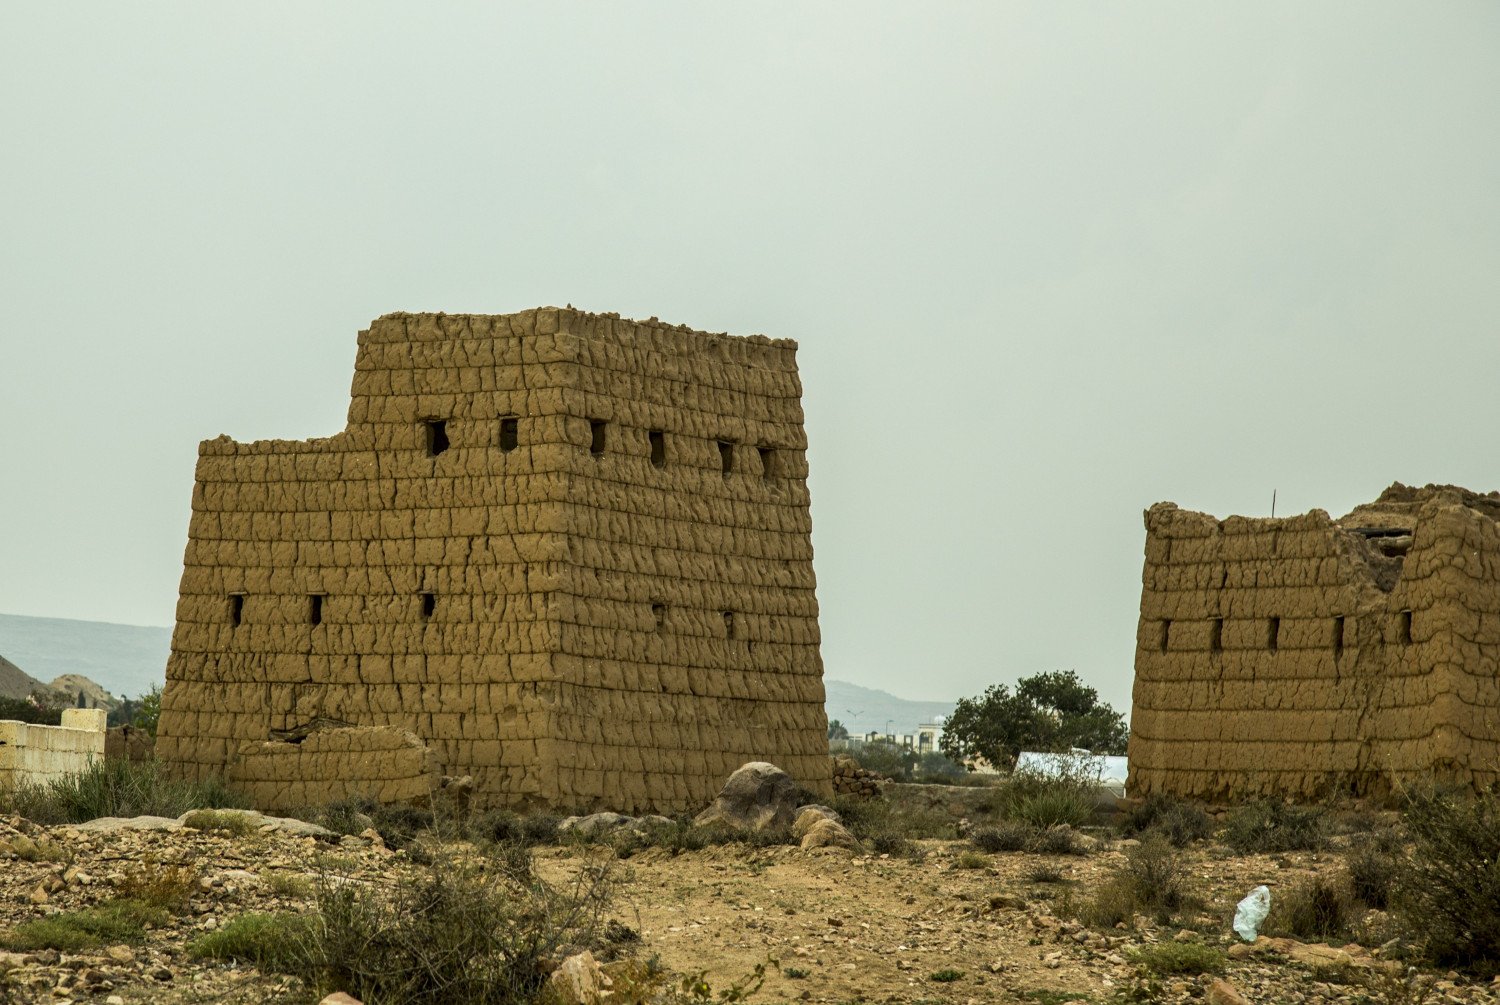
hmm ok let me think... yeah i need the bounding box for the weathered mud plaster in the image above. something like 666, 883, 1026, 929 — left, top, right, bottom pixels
157, 308, 831, 812
1129, 483, 1500, 800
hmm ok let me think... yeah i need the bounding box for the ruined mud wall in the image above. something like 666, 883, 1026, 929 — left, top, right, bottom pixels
229, 726, 441, 812
1129, 485, 1500, 800
157, 308, 828, 812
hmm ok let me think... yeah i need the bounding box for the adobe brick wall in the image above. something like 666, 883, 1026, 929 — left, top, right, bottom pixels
1129, 483, 1500, 800
229, 725, 441, 812
157, 307, 830, 812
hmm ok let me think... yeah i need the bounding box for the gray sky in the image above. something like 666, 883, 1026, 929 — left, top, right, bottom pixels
2, 3, 1497, 714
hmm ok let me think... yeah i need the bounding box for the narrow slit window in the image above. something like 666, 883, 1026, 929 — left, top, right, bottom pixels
652, 603, 666, 631
758, 445, 777, 480
421, 592, 436, 620
424, 419, 449, 456
1158, 619, 1171, 654
1210, 617, 1223, 653
1399, 609, 1413, 645
229, 594, 245, 627
649, 430, 666, 468
1267, 616, 1280, 652
590, 419, 607, 456
718, 440, 734, 476
723, 610, 736, 639
309, 594, 325, 626
1333, 616, 1345, 659
499, 417, 519, 453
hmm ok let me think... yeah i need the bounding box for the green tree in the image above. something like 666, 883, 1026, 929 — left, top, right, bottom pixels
133, 685, 163, 737
938, 670, 1127, 771
826, 719, 849, 741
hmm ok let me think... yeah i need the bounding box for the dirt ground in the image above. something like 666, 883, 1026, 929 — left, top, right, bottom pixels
3, 806, 1499, 1005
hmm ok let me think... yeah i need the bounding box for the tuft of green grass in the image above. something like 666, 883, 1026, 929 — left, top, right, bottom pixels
0, 758, 244, 825
783, 966, 809, 979
0, 898, 169, 952
1118, 794, 1214, 848
1266, 874, 1356, 942
971, 821, 1036, 853
182, 809, 259, 836
1076, 833, 1194, 929
266, 873, 314, 900
1127, 941, 1224, 976
190, 913, 314, 971
928, 968, 965, 982
114, 859, 197, 912
955, 850, 988, 870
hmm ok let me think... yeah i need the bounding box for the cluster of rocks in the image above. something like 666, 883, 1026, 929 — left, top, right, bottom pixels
831, 753, 886, 796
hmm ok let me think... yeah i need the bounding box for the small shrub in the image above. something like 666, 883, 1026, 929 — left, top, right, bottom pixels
928, 968, 964, 982
783, 967, 809, 979
1076, 833, 1191, 928
0, 759, 244, 825
190, 912, 313, 971
971, 822, 1035, 853
1127, 941, 1224, 976
1027, 864, 1065, 884
1032, 825, 1088, 856
0, 898, 168, 952
1266, 874, 1355, 941
0, 693, 64, 726
1394, 785, 1500, 971
115, 859, 197, 911
182, 809, 259, 837
955, 850, 988, 870
1347, 828, 1402, 910
1119, 794, 1214, 847
467, 809, 561, 847
266, 873, 313, 900
1002, 760, 1103, 830
1223, 801, 1331, 854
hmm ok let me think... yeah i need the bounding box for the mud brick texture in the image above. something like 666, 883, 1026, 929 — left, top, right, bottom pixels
156, 307, 832, 812
1130, 483, 1500, 800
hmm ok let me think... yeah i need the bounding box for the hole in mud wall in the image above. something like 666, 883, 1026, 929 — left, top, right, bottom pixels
590, 419, 607, 456
1267, 616, 1280, 652
650, 430, 666, 468
421, 592, 436, 620
1333, 616, 1345, 659
1158, 620, 1171, 654
499, 417, 519, 453
229, 594, 245, 627
1400, 609, 1413, 645
718, 440, 735, 476
424, 419, 450, 456
1210, 618, 1223, 653
309, 594, 325, 626
723, 610, 736, 639
652, 603, 666, 631
758, 446, 777, 480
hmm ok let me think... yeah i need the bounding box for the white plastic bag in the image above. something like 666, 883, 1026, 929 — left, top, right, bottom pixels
1233, 885, 1271, 942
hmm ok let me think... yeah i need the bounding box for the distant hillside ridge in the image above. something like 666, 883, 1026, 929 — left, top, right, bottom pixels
0, 613, 170, 701
0, 652, 50, 701
823, 679, 955, 737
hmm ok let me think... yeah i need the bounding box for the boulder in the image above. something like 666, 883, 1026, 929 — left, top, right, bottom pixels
546, 950, 611, 1004
792, 805, 842, 839
557, 812, 635, 838
694, 762, 801, 832
799, 818, 858, 851
1204, 979, 1251, 1005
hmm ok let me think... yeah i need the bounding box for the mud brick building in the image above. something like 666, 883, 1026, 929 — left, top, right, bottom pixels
156, 308, 831, 812
1130, 483, 1500, 800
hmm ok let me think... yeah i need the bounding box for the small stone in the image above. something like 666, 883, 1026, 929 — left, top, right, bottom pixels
1205, 978, 1253, 1005
104, 945, 134, 965
27, 885, 48, 905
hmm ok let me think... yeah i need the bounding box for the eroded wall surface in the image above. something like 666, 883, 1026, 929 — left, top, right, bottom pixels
157, 308, 830, 812
1129, 484, 1500, 800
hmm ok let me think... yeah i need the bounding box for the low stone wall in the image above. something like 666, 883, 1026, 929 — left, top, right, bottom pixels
228, 725, 441, 812
0, 708, 108, 787
832, 754, 887, 796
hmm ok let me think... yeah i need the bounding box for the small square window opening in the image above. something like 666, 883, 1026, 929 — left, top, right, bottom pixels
590, 419, 607, 456
499, 417, 519, 453
650, 430, 666, 468
424, 419, 449, 456
718, 441, 734, 476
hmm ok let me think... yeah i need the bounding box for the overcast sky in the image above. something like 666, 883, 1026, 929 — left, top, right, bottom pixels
2, 4, 1497, 713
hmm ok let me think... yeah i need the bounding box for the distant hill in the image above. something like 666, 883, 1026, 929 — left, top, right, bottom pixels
823, 679, 955, 737
0, 652, 50, 701
0, 613, 170, 701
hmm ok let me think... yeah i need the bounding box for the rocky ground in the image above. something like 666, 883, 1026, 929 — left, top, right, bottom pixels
1, 794, 1497, 1005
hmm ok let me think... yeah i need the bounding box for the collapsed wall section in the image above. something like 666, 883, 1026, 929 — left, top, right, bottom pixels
1129, 484, 1500, 799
